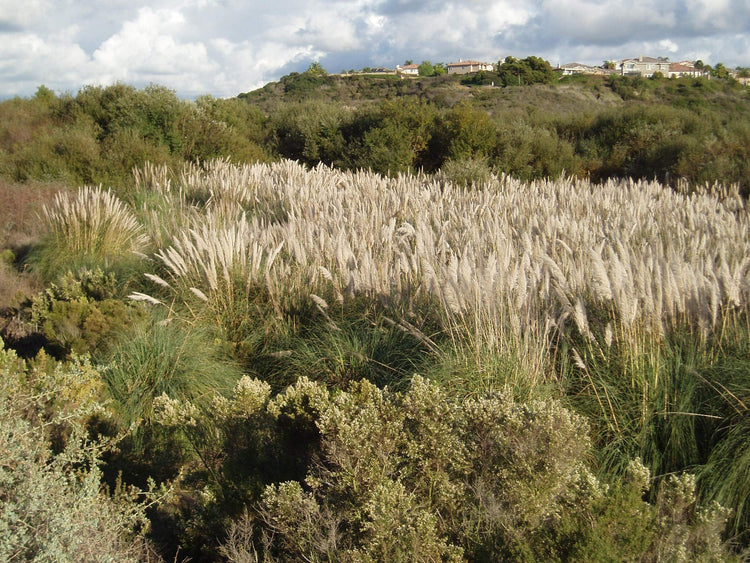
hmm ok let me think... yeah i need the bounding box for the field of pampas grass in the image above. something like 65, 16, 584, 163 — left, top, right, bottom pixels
137, 159, 749, 351
129, 159, 749, 544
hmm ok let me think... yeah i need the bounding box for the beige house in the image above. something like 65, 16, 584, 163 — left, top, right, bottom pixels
396, 64, 420, 76
668, 62, 705, 78
447, 60, 495, 75
619, 56, 671, 77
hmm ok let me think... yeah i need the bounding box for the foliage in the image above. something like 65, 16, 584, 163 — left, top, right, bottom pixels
0, 339, 157, 561
436, 156, 495, 188
354, 99, 438, 174
3, 75, 750, 192
418, 60, 435, 76
30, 267, 143, 357
431, 102, 497, 163
101, 314, 243, 430
271, 100, 349, 166
497, 56, 557, 86
182, 376, 734, 561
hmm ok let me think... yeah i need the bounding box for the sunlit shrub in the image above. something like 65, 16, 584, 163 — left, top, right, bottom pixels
0, 339, 156, 561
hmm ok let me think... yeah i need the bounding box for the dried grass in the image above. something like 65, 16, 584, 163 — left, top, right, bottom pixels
136, 159, 750, 380
41, 185, 149, 257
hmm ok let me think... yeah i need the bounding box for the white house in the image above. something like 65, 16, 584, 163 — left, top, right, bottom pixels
396, 64, 420, 76
557, 63, 615, 76
668, 62, 706, 78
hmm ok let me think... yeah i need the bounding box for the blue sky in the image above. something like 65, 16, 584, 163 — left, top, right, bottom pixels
1, 0, 749, 98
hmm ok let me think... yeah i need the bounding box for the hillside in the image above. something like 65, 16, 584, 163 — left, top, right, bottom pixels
0, 75, 749, 559
239, 71, 624, 114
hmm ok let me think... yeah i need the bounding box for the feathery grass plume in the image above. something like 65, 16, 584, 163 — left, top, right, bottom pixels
34, 185, 148, 281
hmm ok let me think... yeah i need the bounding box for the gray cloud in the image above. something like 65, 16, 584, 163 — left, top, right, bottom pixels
0, 0, 748, 99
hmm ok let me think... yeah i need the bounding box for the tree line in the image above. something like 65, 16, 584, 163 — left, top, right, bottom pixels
1, 68, 750, 194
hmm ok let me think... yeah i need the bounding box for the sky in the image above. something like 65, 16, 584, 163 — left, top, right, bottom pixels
1, 0, 749, 99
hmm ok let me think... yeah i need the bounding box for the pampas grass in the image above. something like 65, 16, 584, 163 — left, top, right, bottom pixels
135, 159, 750, 377
127, 158, 750, 543
34, 185, 148, 281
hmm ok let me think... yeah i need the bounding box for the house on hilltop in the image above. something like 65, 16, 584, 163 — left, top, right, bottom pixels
668, 62, 705, 78
557, 63, 615, 76
396, 64, 420, 76
619, 56, 671, 77
447, 60, 495, 75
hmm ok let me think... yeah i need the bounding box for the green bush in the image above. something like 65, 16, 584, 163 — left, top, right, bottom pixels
271, 100, 349, 166
30, 268, 143, 357
200, 376, 734, 561
0, 339, 156, 561
438, 157, 495, 187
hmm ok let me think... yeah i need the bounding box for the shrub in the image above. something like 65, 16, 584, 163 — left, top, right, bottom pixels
30, 268, 143, 357
205, 377, 733, 561
437, 157, 495, 188
0, 339, 157, 561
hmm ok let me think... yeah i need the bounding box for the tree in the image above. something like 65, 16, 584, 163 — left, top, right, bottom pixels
711, 62, 730, 80
497, 56, 556, 86
33, 84, 56, 105
306, 62, 328, 77
404, 60, 414, 66
418, 61, 435, 77
604, 60, 616, 70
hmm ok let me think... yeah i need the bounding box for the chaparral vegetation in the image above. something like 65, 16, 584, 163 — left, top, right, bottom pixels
1, 70, 749, 560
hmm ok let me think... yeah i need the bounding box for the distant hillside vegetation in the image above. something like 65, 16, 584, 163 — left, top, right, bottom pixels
1, 70, 749, 193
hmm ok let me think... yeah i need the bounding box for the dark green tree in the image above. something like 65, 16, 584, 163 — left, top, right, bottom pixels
497, 56, 556, 86
418, 61, 435, 77
711, 62, 730, 80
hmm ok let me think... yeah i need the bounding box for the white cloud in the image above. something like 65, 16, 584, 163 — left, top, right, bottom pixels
0, 0, 52, 29
0, 32, 90, 94
0, 0, 749, 99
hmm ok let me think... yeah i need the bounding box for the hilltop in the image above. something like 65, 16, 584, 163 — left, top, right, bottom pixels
239, 70, 623, 115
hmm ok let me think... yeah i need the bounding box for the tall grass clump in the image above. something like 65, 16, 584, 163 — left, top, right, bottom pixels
33, 185, 149, 282
101, 315, 243, 430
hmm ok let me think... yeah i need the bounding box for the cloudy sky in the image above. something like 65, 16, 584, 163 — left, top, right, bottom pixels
1, 0, 749, 99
